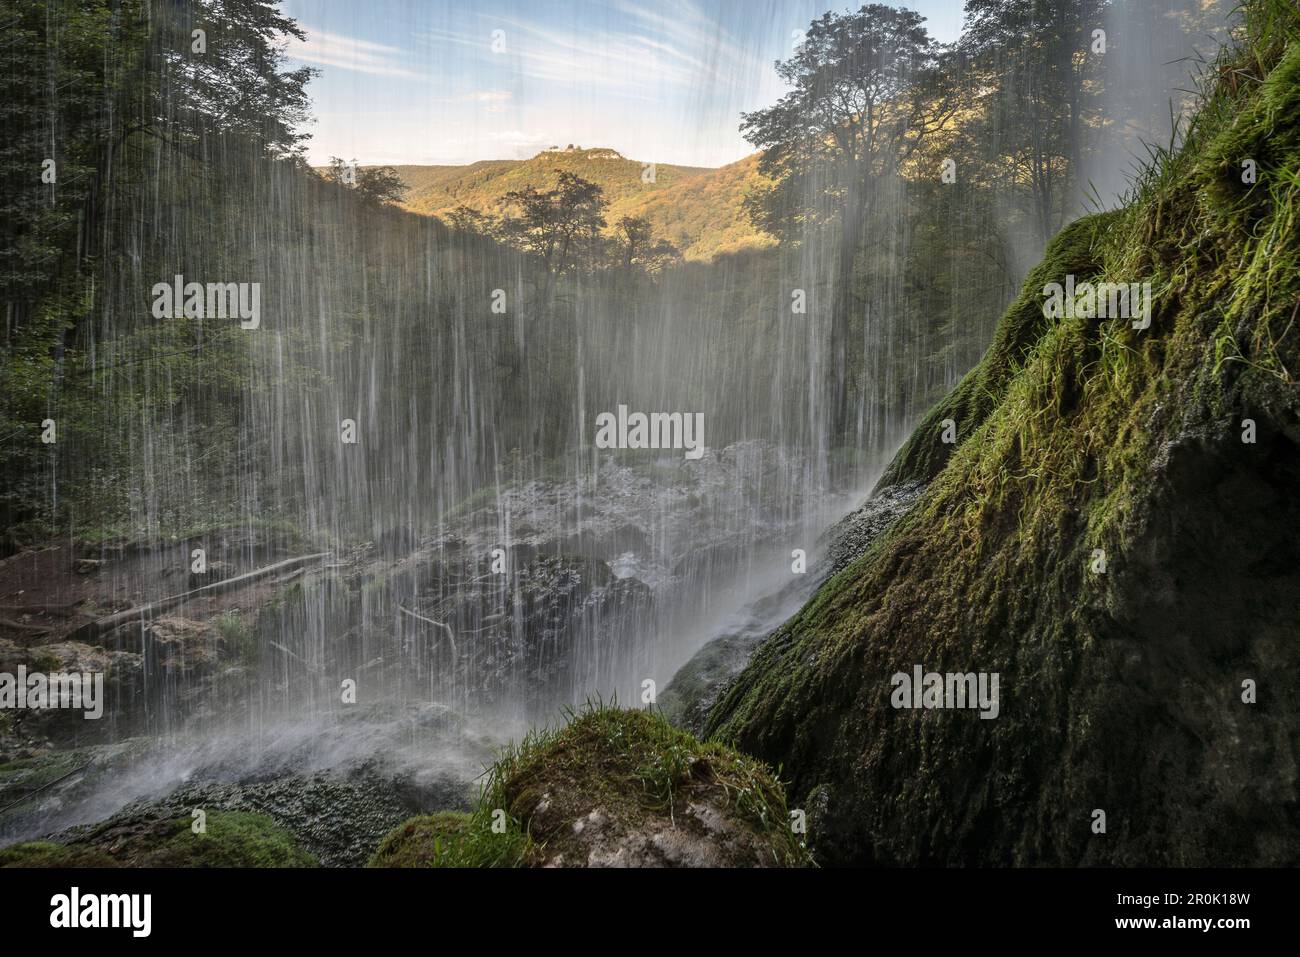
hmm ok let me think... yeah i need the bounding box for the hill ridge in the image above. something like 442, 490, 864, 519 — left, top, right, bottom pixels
379, 146, 774, 261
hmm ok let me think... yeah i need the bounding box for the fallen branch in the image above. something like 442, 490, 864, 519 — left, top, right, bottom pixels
269, 640, 321, 674
269, 567, 307, 587
397, 605, 458, 658
0, 759, 95, 816
66, 552, 332, 642
458, 622, 507, 636
0, 603, 82, 617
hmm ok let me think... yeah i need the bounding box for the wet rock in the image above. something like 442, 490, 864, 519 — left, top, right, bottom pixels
154, 768, 428, 867
270, 546, 654, 719
822, 479, 926, 576
660, 629, 767, 735
0, 738, 164, 844
705, 190, 1300, 865
660, 484, 922, 734
138, 617, 224, 676
2, 701, 494, 866
0, 640, 143, 745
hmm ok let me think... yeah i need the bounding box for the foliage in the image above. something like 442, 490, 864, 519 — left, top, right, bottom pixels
501, 171, 608, 278
0, 0, 319, 548
958, 0, 1108, 244
741, 4, 951, 238
322, 156, 407, 206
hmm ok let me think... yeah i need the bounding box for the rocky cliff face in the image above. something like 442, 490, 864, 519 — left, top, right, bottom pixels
705, 22, 1300, 866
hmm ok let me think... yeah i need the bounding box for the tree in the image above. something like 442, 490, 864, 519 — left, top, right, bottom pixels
153, 0, 316, 159
641, 238, 682, 274
741, 4, 955, 443
501, 171, 607, 304
356, 166, 406, 206
446, 204, 499, 237
612, 216, 680, 273
614, 216, 653, 269
324, 158, 406, 207
959, 0, 1108, 246
1, 0, 321, 541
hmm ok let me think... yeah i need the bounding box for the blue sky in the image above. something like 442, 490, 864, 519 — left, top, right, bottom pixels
281, 0, 967, 169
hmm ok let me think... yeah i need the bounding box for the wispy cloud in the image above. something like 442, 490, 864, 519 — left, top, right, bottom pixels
287, 26, 426, 80
611, 0, 757, 78
415, 1, 767, 100
471, 89, 514, 113
283, 0, 804, 168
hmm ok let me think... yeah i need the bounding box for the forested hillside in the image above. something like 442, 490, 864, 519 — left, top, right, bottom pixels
388, 147, 773, 261
0, 0, 560, 550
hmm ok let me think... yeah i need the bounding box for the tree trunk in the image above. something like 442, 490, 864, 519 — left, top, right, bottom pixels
66, 552, 332, 642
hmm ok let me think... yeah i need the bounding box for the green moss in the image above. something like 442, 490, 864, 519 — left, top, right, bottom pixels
138, 810, 316, 867
0, 810, 317, 868
0, 842, 118, 867
371, 704, 811, 867
30, 650, 63, 673
874, 211, 1119, 492
214, 611, 257, 664
367, 811, 474, 867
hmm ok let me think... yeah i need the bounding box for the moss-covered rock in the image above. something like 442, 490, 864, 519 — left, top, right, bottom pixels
367, 811, 474, 867
370, 706, 812, 867
657, 631, 761, 735
873, 210, 1118, 492
0, 808, 316, 867
707, 9, 1300, 867
0, 841, 119, 867
660, 480, 926, 737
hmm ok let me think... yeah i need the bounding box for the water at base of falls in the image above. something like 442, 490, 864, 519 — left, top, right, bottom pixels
0, 440, 879, 860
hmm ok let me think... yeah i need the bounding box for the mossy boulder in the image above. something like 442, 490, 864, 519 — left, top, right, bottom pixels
0, 809, 316, 867
368, 811, 474, 867
0, 638, 143, 745
370, 706, 812, 867
707, 15, 1300, 867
